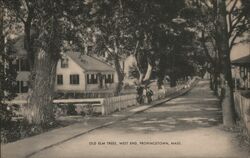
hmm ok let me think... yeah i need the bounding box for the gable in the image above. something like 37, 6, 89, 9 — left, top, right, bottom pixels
66, 52, 116, 72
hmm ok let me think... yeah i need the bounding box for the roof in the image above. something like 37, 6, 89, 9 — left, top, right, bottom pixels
66, 52, 115, 72
231, 55, 250, 66
12, 35, 115, 72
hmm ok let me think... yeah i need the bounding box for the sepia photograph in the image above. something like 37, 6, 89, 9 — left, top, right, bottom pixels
0, 0, 250, 158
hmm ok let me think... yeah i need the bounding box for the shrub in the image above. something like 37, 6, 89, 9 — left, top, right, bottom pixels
66, 104, 77, 115
0, 104, 13, 125
82, 104, 94, 116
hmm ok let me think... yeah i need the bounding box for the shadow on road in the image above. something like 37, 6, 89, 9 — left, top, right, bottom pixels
109, 80, 223, 133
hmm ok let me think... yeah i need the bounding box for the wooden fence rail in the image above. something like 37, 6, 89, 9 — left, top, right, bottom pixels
234, 91, 250, 137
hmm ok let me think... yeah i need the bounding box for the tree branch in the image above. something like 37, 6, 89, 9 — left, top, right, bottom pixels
228, 14, 245, 36
104, 44, 114, 54
227, 11, 232, 34
201, 31, 216, 66
209, 36, 219, 57
229, 30, 241, 51
119, 0, 123, 10
226, 0, 234, 8
201, 0, 212, 9
228, 0, 237, 14
133, 41, 139, 55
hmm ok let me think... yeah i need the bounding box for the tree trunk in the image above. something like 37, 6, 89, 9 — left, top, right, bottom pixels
170, 73, 177, 87
217, 0, 236, 127
114, 54, 124, 95
220, 75, 236, 127
210, 73, 214, 90
135, 49, 147, 85
138, 71, 144, 84
213, 73, 218, 93
212, 68, 219, 94
23, 10, 61, 125
142, 62, 153, 83
0, 1, 3, 54
135, 49, 155, 86
157, 54, 167, 89
24, 14, 34, 69
24, 49, 58, 125
0, 1, 4, 102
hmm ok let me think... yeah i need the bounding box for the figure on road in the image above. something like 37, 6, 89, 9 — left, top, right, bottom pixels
145, 86, 153, 104
136, 86, 144, 104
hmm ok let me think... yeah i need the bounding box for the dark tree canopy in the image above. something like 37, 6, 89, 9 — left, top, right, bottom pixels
2, 0, 249, 125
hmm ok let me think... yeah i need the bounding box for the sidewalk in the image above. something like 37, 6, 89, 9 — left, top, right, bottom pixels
1, 81, 197, 158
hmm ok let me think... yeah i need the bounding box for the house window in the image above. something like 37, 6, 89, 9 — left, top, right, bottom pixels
87, 74, 98, 84
15, 81, 29, 93
70, 74, 79, 85
57, 75, 63, 85
240, 66, 246, 78
105, 74, 114, 83
61, 58, 69, 68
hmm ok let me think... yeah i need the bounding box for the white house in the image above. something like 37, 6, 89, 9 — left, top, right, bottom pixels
13, 52, 118, 95
14, 52, 118, 93
12, 36, 118, 95
55, 51, 118, 93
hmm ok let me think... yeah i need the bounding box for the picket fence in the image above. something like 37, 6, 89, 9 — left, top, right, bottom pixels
8, 78, 197, 117
101, 78, 197, 115
234, 91, 250, 137
101, 94, 137, 115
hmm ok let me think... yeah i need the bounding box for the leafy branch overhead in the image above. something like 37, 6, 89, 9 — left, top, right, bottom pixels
1, 0, 249, 125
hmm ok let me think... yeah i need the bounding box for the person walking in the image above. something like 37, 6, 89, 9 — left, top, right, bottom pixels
145, 86, 153, 104
136, 86, 144, 104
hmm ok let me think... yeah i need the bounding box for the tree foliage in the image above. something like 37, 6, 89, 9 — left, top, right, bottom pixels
4, 0, 247, 125
182, 0, 249, 90
182, 0, 250, 126
2, 0, 88, 125
0, 1, 18, 104
64, 0, 189, 89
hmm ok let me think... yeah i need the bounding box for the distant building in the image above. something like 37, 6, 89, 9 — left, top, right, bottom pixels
232, 55, 250, 90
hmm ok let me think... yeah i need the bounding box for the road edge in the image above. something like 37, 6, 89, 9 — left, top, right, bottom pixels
24, 79, 199, 158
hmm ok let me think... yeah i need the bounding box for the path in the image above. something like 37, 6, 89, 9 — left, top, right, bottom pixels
1, 81, 250, 158
22, 80, 249, 158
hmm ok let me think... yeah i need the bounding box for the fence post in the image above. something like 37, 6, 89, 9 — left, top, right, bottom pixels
102, 100, 106, 115
118, 96, 121, 111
